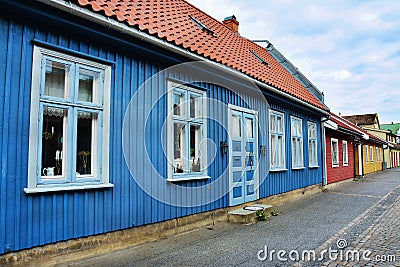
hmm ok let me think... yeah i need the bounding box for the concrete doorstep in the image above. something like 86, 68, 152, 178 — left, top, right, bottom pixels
227, 204, 274, 224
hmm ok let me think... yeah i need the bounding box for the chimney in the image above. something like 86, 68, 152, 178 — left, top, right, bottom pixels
223, 15, 239, 33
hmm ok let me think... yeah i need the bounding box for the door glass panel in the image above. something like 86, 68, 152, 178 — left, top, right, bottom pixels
41, 106, 67, 178
245, 118, 253, 138
44, 60, 70, 99
173, 122, 186, 173
190, 124, 201, 172
78, 68, 99, 103
76, 111, 97, 176
232, 114, 241, 137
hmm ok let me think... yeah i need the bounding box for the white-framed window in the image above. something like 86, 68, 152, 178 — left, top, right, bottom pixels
25, 46, 112, 193
269, 110, 285, 170
342, 140, 348, 166
331, 138, 339, 167
167, 81, 208, 181
365, 145, 369, 163
307, 121, 318, 167
370, 146, 374, 163
291, 116, 303, 168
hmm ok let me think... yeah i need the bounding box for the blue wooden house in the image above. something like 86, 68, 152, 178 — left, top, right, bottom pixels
0, 0, 329, 254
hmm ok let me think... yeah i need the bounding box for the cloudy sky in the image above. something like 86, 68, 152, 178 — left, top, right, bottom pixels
190, 0, 400, 124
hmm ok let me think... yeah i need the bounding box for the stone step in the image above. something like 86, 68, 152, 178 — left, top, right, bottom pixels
227, 204, 273, 224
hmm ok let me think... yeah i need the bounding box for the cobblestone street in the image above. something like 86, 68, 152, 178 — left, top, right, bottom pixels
301, 171, 400, 266
57, 169, 400, 267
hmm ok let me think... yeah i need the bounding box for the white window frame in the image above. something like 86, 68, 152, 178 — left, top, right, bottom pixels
307, 121, 318, 167
365, 145, 369, 163
331, 138, 339, 167
342, 140, 348, 166
291, 116, 304, 169
269, 110, 286, 171
166, 81, 209, 181
25, 46, 112, 193
376, 147, 379, 161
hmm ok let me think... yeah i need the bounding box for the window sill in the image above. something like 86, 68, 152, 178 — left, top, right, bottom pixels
269, 168, 288, 172
292, 167, 305, 170
343, 164, 349, 167
332, 164, 339, 168
308, 165, 320, 169
167, 176, 211, 182
24, 183, 114, 194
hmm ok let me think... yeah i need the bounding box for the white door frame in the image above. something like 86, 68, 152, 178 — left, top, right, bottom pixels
228, 104, 259, 206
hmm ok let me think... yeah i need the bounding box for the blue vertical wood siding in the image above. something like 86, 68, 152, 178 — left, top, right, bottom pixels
0, 7, 323, 254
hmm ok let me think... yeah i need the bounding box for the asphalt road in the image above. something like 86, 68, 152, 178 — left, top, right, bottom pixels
60, 169, 400, 267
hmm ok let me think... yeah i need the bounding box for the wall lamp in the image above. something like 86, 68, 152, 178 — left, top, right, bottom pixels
220, 141, 229, 154
260, 145, 267, 156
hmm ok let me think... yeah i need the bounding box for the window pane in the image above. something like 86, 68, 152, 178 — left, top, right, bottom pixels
76, 112, 97, 175
78, 68, 99, 103
232, 114, 241, 137
190, 94, 202, 119
270, 115, 276, 131
245, 118, 253, 138
44, 60, 69, 98
296, 121, 302, 136
174, 122, 186, 173
278, 135, 284, 167
190, 124, 201, 172
41, 106, 67, 178
292, 138, 297, 166
277, 116, 283, 133
271, 135, 276, 167
332, 141, 338, 164
173, 92, 186, 117
298, 139, 303, 165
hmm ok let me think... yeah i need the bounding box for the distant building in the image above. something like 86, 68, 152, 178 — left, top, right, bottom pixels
343, 113, 398, 169
343, 113, 380, 129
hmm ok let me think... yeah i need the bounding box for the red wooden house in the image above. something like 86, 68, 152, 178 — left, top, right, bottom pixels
324, 113, 362, 184
324, 113, 387, 184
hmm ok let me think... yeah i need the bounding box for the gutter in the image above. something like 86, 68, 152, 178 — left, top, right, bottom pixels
35, 0, 329, 116
321, 116, 329, 186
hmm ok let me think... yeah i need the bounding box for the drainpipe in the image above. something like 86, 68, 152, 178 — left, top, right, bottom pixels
353, 137, 356, 179
321, 117, 329, 186
358, 143, 363, 177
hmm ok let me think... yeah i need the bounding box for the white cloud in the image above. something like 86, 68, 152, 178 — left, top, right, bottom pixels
189, 0, 400, 123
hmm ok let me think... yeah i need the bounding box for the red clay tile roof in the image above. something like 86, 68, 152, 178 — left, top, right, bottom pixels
74, 0, 327, 111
